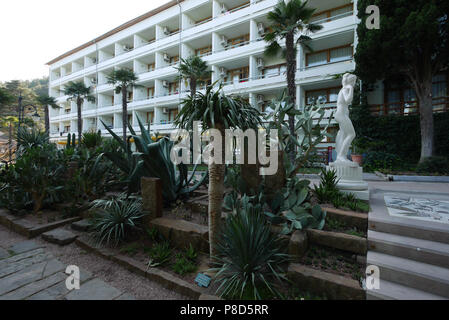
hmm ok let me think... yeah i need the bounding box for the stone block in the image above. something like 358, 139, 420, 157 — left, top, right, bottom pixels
71, 219, 92, 232
288, 230, 308, 260
307, 229, 367, 255
141, 177, 163, 221
42, 229, 78, 246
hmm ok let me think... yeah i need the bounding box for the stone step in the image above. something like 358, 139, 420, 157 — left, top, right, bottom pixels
369, 217, 449, 245
367, 279, 447, 300
42, 229, 78, 246
368, 230, 449, 268
367, 251, 449, 298
71, 219, 92, 232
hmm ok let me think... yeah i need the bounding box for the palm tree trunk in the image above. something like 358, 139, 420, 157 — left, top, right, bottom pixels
122, 86, 128, 149
190, 77, 197, 97
44, 105, 50, 135
77, 97, 83, 146
285, 32, 297, 162
208, 123, 225, 259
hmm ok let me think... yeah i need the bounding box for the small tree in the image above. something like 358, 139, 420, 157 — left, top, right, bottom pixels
264, 0, 323, 145
176, 56, 211, 96
36, 94, 59, 135
175, 86, 262, 258
107, 69, 139, 147
0, 87, 14, 107
64, 82, 95, 145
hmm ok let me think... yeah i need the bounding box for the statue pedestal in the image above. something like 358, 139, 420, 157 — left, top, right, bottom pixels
327, 161, 370, 201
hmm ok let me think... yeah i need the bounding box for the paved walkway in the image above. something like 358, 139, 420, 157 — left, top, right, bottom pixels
0, 240, 134, 300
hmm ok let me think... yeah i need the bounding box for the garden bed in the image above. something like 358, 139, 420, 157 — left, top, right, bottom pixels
0, 208, 81, 238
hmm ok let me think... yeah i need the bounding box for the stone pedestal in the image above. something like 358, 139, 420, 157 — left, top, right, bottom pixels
327, 161, 369, 201
141, 177, 163, 222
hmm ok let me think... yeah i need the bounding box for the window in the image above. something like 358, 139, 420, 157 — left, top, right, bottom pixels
147, 63, 155, 72
169, 82, 179, 95
127, 91, 133, 102
195, 46, 212, 56
263, 64, 287, 78
146, 112, 154, 124
306, 45, 353, 67
226, 34, 250, 49
306, 87, 340, 105
310, 4, 353, 23
128, 115, 133, 125
168, 109, 178, 122
147, 87, 155, 98
225, 67, 249, 83
170, 56, 179, 65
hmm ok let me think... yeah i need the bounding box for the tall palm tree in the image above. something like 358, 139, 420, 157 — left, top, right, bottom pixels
264, 0, 322, 139
175, 85, 262, 259
107, 69, 139, 146
36, 94, 59, 135
64, 81, 95, 145
176, 56, 210, 96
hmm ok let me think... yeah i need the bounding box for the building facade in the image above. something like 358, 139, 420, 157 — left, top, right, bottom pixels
47, 0, 361, 153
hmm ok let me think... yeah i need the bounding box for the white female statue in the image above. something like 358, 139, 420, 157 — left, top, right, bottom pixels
334, 73, 357, 164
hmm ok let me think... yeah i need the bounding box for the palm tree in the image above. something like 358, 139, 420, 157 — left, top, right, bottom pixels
175, 85, 262, 259
176, 56, 210, 96
36, 94, 59, 135
107, 69, 139, 146
64, 81, 95, 145
264, 0, 322, 138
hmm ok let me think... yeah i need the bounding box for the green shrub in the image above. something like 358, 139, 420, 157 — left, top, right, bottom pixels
363, 151, 402, 173
212, 208, 290, 300
91, 194, 145, 246
416, 156, 449, 175
173, 254, 197, 275
147, 241, 172, 267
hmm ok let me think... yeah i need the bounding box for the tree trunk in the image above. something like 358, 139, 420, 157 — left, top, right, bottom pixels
408, 67, 434, 162
285, 32, 297, 162
44, 105, 50, 135
122, 86, 128, 149
208, 123, 225, 259
77, 97, 83, 146
190, 77, 197, 97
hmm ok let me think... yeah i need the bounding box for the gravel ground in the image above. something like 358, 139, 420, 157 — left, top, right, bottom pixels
0, 224, 189, 300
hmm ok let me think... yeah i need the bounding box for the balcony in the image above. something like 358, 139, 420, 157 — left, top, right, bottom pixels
369, 97, 449, 116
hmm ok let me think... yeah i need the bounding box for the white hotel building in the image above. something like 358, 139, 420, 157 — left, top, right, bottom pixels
47, 0, 360, 154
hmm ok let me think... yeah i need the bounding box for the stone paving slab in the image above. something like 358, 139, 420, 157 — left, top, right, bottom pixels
0, 248, 8, 260
0, 241, 133, 300
71, 219, 92, 232
65, 278, 123, 300
42, 229, 78, 245
8, 241, 43, 255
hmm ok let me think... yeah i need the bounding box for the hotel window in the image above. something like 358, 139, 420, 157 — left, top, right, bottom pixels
263, 64, 287, 78
195, 46, 212, 56
310, 4, 353, 23
198, 78, 212, 90
147, 87, 155, 98
128, 115, 133, 125
64, 125, 70, 133
169, 82, 179, 95
168, 109, 178, 122
170, 56, 179, 65
227, 34, 250, 48
127, 91, 133, 102
306, 45, 353, 67
147, 63, 155, 72
146, 112, 154, 124
226, 67, 249, 83
306, 87, 340, 105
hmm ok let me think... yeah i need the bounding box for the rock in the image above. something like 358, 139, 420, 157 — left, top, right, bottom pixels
42, 229, 78, 246
141, 177, 163, 222
8, 241, 42, 255
71, 219, 92, 232
288, 263, 365, 300
150, 218, 209, 253
307, 229, 367, 255
65, 278, 123, 300
289, 230, 308, 260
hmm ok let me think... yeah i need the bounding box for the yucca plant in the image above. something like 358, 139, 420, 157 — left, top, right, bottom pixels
211, 202, 290, 300
100, 115, 207, 201
16, 127, 49, 155
91, 193, 146, 246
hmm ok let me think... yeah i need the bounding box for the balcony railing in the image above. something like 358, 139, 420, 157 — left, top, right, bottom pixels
311, 10, 354, 25
369, 97, 449, 116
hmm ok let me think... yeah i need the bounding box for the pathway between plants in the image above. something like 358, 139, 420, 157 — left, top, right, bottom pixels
0, 224, 187, 300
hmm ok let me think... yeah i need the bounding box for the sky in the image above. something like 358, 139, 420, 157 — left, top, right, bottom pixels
0, 0, 172, 82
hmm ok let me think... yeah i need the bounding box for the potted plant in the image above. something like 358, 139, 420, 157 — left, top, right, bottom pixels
351, 139, 364, 165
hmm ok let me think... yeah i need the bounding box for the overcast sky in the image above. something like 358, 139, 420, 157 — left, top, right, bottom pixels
0, 0, 171, 82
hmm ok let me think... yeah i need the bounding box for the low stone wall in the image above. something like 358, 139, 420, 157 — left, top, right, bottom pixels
307, 229, 367, 255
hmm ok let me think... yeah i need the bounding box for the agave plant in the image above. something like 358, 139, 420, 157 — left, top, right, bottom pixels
100, 115, 207, 202
91, 193, 145, 246
212, 200, 290, 300
16, 127, 49, 155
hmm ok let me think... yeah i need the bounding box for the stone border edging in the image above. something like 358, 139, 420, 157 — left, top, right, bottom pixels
288, 263, 365, 300
74, 237, 218, 300
322, 206, 368, 231
0, 209, 81, 239
307, 229, 367, 255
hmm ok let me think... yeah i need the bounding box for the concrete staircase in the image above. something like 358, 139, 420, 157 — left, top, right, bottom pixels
367, 221, 449, 300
